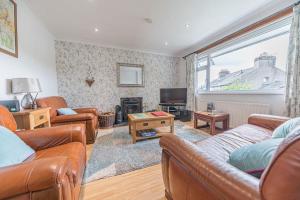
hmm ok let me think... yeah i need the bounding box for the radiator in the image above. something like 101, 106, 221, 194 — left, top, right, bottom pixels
197, 101, 271, 128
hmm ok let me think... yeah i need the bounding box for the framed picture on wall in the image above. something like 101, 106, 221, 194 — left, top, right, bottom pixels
0, 0, 18, 58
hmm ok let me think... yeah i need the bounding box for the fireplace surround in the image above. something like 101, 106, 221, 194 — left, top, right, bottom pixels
121, 97, 143, 121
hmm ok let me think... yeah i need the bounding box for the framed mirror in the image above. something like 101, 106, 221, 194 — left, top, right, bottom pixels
117, 63, 144, 87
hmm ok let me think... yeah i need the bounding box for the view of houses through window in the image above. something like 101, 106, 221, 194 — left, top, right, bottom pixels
197, 21, 290, 93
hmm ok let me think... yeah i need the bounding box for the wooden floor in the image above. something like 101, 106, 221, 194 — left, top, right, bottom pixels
80, 164, 166, 200
81, 133, 167, 200
80, 121, 211, 200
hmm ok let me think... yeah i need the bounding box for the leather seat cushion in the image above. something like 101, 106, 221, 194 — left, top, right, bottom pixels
25, 142, 85, 185
194, 124, 272, 162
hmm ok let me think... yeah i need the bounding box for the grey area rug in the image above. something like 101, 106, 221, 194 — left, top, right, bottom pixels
83, 122, 209, 184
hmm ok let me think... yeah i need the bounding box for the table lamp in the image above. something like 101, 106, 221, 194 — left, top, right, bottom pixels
11, 78, 42, 109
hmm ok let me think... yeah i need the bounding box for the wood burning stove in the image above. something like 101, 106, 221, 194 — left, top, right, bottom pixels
120, 97, 143, 121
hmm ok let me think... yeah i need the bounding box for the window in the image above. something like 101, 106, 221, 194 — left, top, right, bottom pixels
197, 56, 209, 90
196, 18, 291, 93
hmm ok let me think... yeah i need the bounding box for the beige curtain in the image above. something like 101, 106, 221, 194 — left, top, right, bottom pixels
285, 4, 300, 117
186, 54, 197, 111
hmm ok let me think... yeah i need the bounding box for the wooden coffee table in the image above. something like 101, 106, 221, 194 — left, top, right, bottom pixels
194, 111, 229, 135
128, 112, 175, 143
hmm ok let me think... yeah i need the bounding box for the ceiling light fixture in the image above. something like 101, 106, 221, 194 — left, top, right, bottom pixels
164, 42, 168, 46
185, 23, 191, 29
94, 28, 99, 32
144, 18, 153, 24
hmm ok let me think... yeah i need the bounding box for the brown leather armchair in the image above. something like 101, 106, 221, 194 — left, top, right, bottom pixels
36, 96, 98, 144
0, 105, 86, 200
160, 114, 300, 200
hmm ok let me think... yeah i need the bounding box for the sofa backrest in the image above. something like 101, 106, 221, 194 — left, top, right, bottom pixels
36, 96, 68, 119
0, 105, 17, 132
248, 114, 289, 131
260, 126, 300, 200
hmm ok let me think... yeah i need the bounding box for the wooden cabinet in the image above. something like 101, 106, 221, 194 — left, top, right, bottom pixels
12, 108, 51, 130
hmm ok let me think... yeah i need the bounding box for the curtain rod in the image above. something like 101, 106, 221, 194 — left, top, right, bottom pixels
183, 3, 295, 59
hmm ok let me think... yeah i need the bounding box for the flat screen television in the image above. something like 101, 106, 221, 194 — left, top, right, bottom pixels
160, 88, 187, 104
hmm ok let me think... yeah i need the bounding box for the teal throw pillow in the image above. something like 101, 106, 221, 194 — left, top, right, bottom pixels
57, 108, 77, 115
272, 117, 300, 139
0, 126, 35, 168
228, 138, 283, 178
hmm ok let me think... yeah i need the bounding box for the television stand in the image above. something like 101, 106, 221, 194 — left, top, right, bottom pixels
159, 103, 191, 122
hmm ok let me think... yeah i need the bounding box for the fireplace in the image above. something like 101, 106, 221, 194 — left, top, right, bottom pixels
121, 97, 143, 121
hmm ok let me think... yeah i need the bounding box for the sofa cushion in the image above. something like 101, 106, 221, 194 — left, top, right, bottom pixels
57, 108, 77, 115
228, 138, 283, 178
0, 126, 35, 168
25, 142, 85, 184
272, 117, 300, 138
195, 124, 272, 162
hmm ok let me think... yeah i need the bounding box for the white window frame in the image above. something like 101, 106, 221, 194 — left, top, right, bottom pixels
196, 16, 292, 95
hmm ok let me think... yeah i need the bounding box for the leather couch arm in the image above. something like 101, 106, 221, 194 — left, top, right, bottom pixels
248, 114, 290, 131
73, 108, 98, 116
0, 157, 73, 200
160, 135, 260, 200
16, 124, 86, 151
52, 113, 95, 123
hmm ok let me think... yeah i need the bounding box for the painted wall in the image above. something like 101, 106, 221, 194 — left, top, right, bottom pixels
0, 0, 57, 100
55, 41, 180, 112
197, 93, 285, 116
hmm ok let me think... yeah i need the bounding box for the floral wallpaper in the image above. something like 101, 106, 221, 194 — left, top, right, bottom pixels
55, 41, 180, 112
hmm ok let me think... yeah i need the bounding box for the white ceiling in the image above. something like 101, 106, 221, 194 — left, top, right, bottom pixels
26, 0, 291, 56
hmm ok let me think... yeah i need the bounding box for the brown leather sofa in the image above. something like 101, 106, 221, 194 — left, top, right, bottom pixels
0, 105, 86, 200
160, 114, 300, 200
36, 96, 98, 144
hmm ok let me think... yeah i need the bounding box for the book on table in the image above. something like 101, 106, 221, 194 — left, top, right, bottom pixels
151, 111, 168, 117
132, 113, 148, 119
137, 129, 157, 137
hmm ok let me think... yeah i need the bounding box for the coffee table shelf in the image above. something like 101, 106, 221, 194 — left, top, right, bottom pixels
135, 132, 170, 141
128, 112, 175, 143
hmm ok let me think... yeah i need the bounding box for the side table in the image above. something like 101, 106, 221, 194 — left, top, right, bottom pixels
12, 107, 51, 130
194, 111, 229, 135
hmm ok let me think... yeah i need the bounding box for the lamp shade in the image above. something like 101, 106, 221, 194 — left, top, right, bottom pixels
11, 78, 42, 94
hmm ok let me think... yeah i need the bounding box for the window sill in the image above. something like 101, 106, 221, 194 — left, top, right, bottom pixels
197, 90, 284, 95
